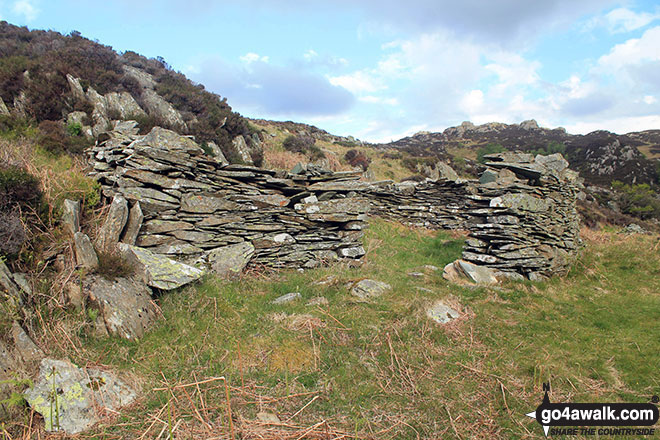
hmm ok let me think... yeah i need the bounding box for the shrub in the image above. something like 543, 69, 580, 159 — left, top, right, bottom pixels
344, 149, 371, 171
282, 135, 315, 154
0, 166, 41, 258
0, 166, 41, 212
38, 120, 88, 155
476, 143, 506, 163
611, 181, 660, 220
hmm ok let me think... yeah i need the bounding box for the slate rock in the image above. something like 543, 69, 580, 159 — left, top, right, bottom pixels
443, 260, 499, 285
11, 321, 45, 362
74, 232, 99, 270
120, 202, 144, 245
97, 195, 129, 251
24, 358, 136, 434
208, 242, 255, 278
118, 244, 204, 290
426, 301, 461, 324
351, 279, 391, 299
62, 199, 81, 236
272, 292, 301, 304
84, 275, 158, 339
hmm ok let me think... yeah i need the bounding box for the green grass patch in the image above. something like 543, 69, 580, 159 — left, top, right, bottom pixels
52, 222, 660, 438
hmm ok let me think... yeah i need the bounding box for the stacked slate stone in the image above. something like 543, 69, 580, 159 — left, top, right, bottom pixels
365, 179, 479, 230
88, 125, 369, 270
462, 152, 580, 279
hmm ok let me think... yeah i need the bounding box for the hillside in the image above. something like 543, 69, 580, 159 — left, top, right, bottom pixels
0, 22, 258, 164
377, 120, 660, 187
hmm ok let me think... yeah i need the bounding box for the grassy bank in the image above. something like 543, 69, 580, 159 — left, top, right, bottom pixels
18, 220, 657, 439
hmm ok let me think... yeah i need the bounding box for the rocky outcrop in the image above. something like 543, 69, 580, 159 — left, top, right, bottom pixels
89, 127, 370, 272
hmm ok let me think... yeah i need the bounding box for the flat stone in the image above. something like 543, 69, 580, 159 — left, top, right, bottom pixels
73, 232, 99, 270
271, 292, 301, 304
338, 246, 365, 258
208, 242, 255, 279
426, 301, 461, 324
180, 193, 240, 213
84, 275, 158, 339
118, 244, 204, 290
408, 272, 425, 278
351, 279, 391, 299
24, 358, 136, 434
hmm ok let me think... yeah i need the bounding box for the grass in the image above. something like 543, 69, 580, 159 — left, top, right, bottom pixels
10, 219, 658, 439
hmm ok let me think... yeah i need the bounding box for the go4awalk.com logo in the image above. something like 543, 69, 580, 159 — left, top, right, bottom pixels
525, 383, 659, 437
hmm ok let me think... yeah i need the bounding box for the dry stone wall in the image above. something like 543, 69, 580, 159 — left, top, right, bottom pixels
88, 125, 579, 280
364, 152, 580, 279
89, 126, 369, 270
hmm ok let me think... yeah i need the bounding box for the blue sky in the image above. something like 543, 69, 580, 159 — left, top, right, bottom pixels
2, 0, 660, 141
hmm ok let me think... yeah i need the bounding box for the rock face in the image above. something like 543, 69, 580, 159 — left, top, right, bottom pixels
24, 358, 136, 434
84, 275, 158, 339
89, 127, 369, 273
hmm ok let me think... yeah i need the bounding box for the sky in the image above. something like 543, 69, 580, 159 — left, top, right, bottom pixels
2, 0, 660, 142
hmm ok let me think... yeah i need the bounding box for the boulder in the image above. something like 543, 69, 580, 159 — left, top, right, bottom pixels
62, 199, 81, 236
350, 279, 391, 299
208, 242, 255, 278
117, 244, 204, 290
84, 275, 158, 339
443, 260, 498, 285
24, 358, 136, 434
436, 162, 459, 181
73, 232, 99, 270
97, 195, 129, 251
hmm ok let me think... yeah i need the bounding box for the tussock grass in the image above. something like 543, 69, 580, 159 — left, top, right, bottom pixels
11, 220, 660, 439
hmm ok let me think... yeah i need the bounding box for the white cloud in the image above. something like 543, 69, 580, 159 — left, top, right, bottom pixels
592, 7, 660, 33
564, 115, 660, 135
359, 95, 399, 105
485, 52, 541, 96
303, 49, 318, 61
239, 52, 269, 64
598, 26, 660, 70
329, 71, 382, 94
460, 90, 484, 113
12, 0, 39, 22
643, 95, 657, 105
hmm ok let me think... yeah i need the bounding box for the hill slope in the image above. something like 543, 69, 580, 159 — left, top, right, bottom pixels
377, 120, 660, 187
0, 22, 259, 163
